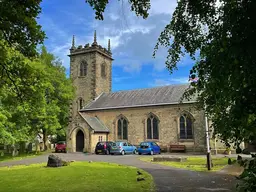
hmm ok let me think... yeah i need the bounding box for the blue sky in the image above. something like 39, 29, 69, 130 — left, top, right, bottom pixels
38, 0, 195, 91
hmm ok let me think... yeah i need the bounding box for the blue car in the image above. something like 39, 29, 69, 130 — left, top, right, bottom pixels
110, 141, 137, 155
137, 142, 161, 155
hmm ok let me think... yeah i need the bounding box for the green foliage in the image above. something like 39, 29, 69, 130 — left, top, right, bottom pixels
85, 0, 150, 20
0, 0, 45, 57
0, 39, 46, 144
236, 157, 256, 192
228, 158, 232, 165
0, 40, 74, 145
38, 46, 74, 145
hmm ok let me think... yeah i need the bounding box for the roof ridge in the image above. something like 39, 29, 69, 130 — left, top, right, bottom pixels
111, 83, 190, 94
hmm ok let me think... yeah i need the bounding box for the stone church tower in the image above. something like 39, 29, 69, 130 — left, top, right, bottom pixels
67, 31, 113, 152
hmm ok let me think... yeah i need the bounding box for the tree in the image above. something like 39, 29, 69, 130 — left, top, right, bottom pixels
0, 0, 45, 57
0, 39, 48, 146
38, 46, 74, 150
85, 0, 256, 146
0, 1, 74, 153
85, 0, 150, 20
0, 41, 74, 152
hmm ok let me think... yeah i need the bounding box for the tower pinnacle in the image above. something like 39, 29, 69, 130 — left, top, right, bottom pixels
71, 35, 75, 49
92, 30, 97, 46
108, 39, 111, 52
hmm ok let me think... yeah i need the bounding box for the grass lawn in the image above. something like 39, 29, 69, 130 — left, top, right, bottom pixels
0, 151, 48, 162
0, 162, 154, 192
139, 156, 234, 172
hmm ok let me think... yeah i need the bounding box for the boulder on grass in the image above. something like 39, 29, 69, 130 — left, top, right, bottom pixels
47, 154, 63, 167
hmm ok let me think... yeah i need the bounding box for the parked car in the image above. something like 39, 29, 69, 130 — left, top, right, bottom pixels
110, 141, 137, 155
137, 141, 161, 155
95, 141, 114, 155
55, 141, 66, 153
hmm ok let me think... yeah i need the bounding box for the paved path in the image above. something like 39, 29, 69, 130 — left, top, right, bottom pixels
0, 153, 237, 192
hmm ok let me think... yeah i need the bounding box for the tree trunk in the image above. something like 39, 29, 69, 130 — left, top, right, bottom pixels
43, 129, 48, 151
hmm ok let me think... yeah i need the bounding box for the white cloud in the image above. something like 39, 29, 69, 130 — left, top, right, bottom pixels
149, 0, 177, 15
152, 77, 189, 87
113, 76, 132, 83
39, 0, 182, 75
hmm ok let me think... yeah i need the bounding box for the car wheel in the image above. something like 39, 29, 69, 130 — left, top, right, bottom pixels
111, 153, 114, 155
64, 149, 67, 153
138, 153, 141, 155
150, 150, 154, 155
95, 152, 99, 155
121, 150, 125, 155
133, 149, 138, 155
105, 150, 110, 155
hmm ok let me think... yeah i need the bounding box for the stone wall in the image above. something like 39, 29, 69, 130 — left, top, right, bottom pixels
68, 41, 113, 153
83, 103, 207, 152
91, 133, 108, 152
95, 52, 112, 97
67, 115, 91, 152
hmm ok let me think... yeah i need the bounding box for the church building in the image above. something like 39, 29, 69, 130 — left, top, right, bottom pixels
67, 31, 209, 153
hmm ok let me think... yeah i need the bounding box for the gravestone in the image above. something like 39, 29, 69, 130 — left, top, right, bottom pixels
47, 154, 63, 167
27, 143, 33, 153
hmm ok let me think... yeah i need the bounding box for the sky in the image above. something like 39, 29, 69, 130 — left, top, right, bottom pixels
38, 0, 195, 91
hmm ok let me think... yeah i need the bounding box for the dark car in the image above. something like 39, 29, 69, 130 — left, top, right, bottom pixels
95, 141, 114, 155
55, 141, 66, 153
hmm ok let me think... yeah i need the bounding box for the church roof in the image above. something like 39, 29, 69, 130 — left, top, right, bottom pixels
79, 113, 109, 132
81, 84, 197, 111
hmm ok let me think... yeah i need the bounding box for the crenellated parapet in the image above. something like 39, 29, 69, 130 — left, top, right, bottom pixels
69, 31, 113, 60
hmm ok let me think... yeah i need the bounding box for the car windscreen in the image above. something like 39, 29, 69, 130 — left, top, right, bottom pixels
57, 141, 65, 144
140, 142, 150, 148
96, 142, 105, 146
112, 142, 121, 147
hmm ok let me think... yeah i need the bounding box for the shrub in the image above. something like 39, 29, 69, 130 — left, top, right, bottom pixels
236, 157, 256, 191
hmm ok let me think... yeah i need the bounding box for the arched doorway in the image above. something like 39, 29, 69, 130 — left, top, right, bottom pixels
76, 130, 84, 152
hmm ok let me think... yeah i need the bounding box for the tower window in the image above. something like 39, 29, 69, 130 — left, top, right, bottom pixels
79, 98, 83, 109
101, 63, 106, 78
80, 61, 87, 76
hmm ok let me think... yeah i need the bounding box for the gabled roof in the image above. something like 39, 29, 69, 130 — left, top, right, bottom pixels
81, 84, 197, 111
79, 113, 109, 133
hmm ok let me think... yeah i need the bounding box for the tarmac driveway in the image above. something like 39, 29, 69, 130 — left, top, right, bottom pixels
0, 153, 237, 192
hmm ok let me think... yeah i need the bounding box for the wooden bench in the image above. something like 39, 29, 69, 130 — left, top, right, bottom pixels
170, 145, 186, 152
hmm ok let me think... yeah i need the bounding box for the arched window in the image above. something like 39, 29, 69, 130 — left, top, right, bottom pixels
180, 114, 193, 139
101, 63, 106, 78
117, 116, 128, 140
79, 98, 83, 110
80, 61, 87, 76
147, 114, 159, 140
